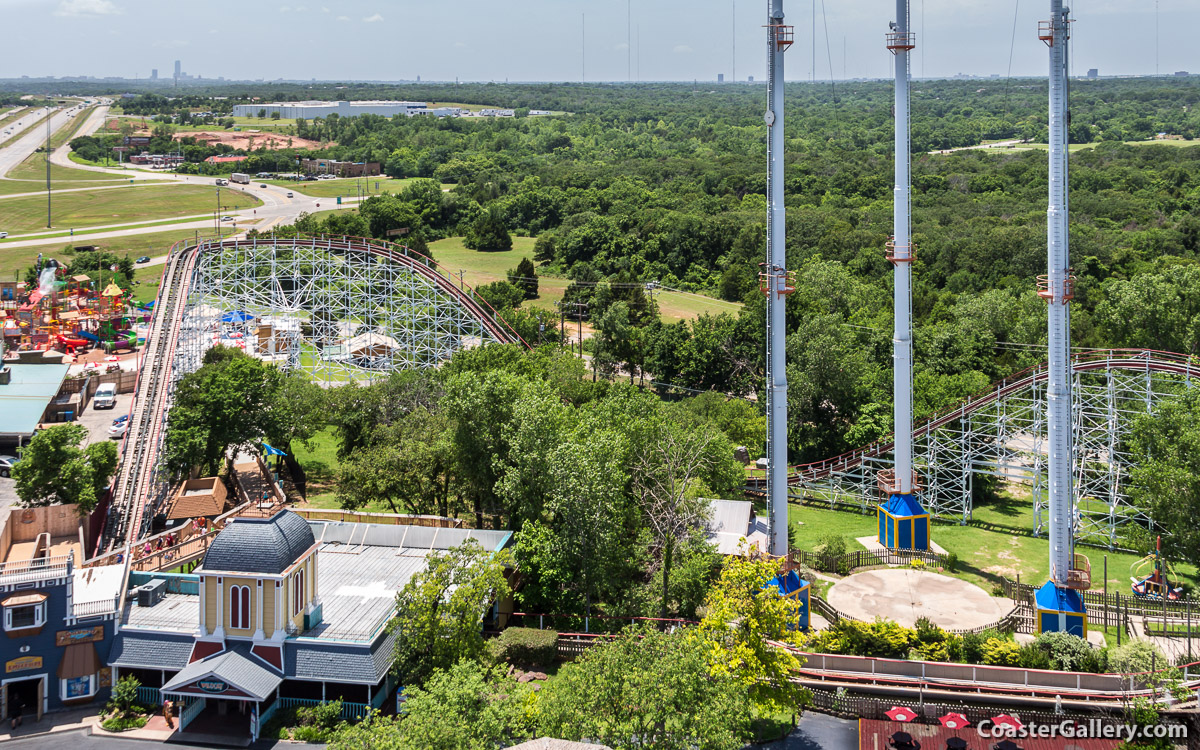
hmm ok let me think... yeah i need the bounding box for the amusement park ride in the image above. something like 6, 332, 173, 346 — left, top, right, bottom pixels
0, 257, 140, 358
1131, 537, 1183, 601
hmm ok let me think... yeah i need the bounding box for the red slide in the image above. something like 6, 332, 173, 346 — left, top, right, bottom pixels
56, 334, 90, 354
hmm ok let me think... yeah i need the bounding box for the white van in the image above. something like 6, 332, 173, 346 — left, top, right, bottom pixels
93, 383, 117, 409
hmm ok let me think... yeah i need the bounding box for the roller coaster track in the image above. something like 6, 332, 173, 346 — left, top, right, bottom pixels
746, 349, 1200, 543
100, 236, 522, 552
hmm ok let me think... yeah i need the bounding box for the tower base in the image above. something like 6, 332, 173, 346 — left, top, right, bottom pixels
1034, 580, 1088, 637
877, 493, 930, 551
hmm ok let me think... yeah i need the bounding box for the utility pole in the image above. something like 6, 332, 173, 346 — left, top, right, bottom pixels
764, 0, 793, 557
45, 109, 52, 228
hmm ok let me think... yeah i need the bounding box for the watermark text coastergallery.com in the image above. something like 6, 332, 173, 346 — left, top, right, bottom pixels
977, 719, 1186, 742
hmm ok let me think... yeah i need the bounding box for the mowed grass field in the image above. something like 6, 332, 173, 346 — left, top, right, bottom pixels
427, 236, 742, 324
782, 489, 1200, 595
261, 176, 445, 199
0, 184, 261, 233
0, 227, 215, 279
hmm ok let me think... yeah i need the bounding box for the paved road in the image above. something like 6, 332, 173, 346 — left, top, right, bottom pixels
761, 712, 859, 750
0, 105, 76, 177
0, 106, 42, 146
2, 727, 323, 750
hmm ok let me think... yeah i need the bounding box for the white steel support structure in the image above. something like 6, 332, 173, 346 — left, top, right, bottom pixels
876, 0, 928, 551
764, 0, 793, 556
760, 350, 1195, 548
1043, 0, 1082, 600
890, 0, 914, 498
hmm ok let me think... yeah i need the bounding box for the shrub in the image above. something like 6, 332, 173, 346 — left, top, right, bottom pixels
101, 714, 148, 732
1108, 640, 1168, 675
106, 675, 140, 717
961, 629, 1008, 664
909, 558, 925, 570
980, 637, 1021, 666
943, 552, 959, 572
492, 627, 559, 666
296, 698, 343, 733
1032, 631, 1101, 672
812, 534, 847, 558
1017, 643, 1052, 670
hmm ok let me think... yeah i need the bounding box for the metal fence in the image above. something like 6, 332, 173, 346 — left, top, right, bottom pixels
790, 547, 950, 575
276, 696, 371, 721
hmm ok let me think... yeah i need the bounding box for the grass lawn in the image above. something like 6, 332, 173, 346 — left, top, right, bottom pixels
231, 116, 297, 131
0, 184, 261, 233
0, 227, 222, 280
427, 236, 741, 324
260, 176, 443, 199
0, 177, 129, 196
290, 427, 348, 510
785, 489, 1200, 596
1008, 140, 1200, 153
9, 153, 130, 183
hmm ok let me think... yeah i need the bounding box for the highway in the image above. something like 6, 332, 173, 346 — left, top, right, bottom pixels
0, 105, 71, 175
0, 99, 339, 248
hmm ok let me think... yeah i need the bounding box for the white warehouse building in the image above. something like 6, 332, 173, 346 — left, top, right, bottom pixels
231, 100, 431, 119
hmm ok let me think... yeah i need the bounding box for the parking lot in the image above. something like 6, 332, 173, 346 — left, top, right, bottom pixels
0, 391, 132, 524
78, 391, 133, 445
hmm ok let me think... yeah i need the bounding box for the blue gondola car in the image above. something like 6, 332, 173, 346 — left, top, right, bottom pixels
877, 493, 930, 551
765, 569, 810, 632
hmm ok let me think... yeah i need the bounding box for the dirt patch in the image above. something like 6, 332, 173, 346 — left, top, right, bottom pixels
173, 131, 325, 151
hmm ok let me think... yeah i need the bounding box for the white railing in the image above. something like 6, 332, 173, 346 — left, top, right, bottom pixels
179, 697, 206, 729
72, 595, 121, 618
0, 553, 72, 586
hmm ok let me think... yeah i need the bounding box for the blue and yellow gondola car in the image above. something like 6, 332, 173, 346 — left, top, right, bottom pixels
765, 569, 810, 632
1035, 580, 1088, 637
877, 493, 930, 551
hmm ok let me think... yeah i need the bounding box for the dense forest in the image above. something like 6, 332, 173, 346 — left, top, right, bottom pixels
218, 78, 1200, 464
64, 79, 1200, 463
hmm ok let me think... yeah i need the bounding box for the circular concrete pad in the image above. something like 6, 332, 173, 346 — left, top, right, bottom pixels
826, 569, 1006, 629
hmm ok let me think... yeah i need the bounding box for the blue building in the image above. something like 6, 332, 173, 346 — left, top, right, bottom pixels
0, 506, 124, 723
108, 510, 511, 739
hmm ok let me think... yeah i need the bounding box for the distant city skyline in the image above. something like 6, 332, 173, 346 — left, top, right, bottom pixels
0, 0, 1194, 83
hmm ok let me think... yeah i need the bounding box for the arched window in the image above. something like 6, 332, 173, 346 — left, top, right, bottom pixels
293, 569, 305, 615
230, 585, 250, 629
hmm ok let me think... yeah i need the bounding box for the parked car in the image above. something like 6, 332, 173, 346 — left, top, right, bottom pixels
112, 414, 129, 426
259, 184, 267, 189
108, 421, 127, 439
136, 256, 151, 264
0, 232, 8, 239
0, 455, 19, 478
286, 192, 294, 198
93, 383, 117, 409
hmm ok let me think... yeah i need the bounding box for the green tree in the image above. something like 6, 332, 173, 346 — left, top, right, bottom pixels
463, 206, 512, 252
12, 424, 117, 513
507, 256, 539, 300
163, 346, 286, 476
390, 539, 514, 686
697, 555, 809, 714
630, 421, 739, 618
401, 662, 535, 750
539, 628, 753, 750
1126, 391, 1200, 561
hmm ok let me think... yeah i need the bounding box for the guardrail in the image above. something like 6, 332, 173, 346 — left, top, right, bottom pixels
0, 553, 72, 586
71, 595, 121, 618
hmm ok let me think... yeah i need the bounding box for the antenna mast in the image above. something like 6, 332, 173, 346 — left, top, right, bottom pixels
764, 0, 793, 557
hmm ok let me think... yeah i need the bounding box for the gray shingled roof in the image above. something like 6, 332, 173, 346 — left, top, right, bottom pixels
285, 628, 397, 685
108, 633, 195, 670
203, 510, 315, 575
162, 644, 282, 701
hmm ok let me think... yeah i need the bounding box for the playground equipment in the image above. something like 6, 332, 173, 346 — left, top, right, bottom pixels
4, 259, 138, 357
1131, 537, 1183, 601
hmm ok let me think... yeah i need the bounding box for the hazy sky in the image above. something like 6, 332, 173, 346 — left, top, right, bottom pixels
1, 0, 1195, 82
